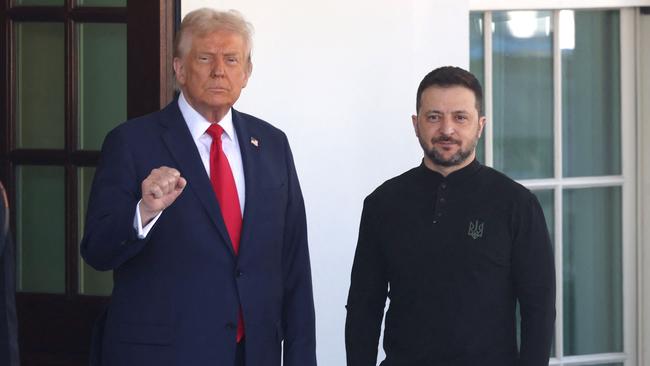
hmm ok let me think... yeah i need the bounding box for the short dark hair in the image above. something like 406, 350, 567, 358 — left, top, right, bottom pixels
416, 66, 483, 116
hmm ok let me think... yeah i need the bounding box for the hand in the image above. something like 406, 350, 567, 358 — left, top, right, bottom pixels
140, 166, 187, 225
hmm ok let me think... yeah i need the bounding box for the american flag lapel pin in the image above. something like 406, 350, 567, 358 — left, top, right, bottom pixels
250, 137, 259, 148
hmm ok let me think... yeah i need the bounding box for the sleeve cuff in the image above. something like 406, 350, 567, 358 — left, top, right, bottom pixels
134, 200, 163, 239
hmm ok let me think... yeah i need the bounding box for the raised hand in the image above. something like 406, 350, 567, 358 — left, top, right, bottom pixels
140, 166, 187, 225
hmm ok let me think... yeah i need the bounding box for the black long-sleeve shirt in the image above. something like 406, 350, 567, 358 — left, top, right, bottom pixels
345, 160, 555, 366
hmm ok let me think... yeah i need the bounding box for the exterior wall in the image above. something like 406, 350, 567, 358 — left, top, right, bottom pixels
180, 1, 469, 364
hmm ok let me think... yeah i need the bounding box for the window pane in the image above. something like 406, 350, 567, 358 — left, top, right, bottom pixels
16, 166, 65, 293
562, 10, 621, 177
563, 187, 622, 355
16, 22, 65, 149
78, 167, 113, 295
15, 0, 63, 5
78, 23, 127, 150
469, 12, 485, 164
77, 0, 126, 6
492, 11, 554, 179
532, 189, 554, 244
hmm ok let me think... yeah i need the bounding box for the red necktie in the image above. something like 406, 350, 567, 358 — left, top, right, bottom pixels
206, 123, 245, 342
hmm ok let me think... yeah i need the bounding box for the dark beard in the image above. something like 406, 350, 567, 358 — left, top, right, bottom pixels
421, 136, 478, 167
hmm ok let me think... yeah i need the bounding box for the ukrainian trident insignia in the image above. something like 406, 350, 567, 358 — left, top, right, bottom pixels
467, 220, 484, 240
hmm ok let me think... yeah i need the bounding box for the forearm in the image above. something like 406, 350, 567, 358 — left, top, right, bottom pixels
282, 270, 317, 366
81, 200, 148, 271
515, 195, 556, 365
345, 196, 387, 366
80, 128, 148, 271
281, 138, 317, 366
345, 291, 386, 366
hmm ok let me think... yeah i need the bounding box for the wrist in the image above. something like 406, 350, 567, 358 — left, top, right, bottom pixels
139, 204, 160, 227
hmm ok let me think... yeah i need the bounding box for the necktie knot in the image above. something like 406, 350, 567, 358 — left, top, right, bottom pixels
206, 123, 224, 140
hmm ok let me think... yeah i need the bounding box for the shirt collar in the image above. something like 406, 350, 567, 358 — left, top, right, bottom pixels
418, 158, 482, 185
178, 92, 236, 141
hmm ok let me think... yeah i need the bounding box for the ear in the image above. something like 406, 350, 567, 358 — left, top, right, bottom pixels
173, 57, 186, 85
412, 115, 420, 137
242, 61, 253, 89
478, 116, 487, 138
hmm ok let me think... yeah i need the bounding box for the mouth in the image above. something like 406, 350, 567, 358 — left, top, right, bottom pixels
433, 139, 460, 149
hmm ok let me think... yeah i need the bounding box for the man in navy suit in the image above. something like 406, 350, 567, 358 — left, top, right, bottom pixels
81, 8, 316, 366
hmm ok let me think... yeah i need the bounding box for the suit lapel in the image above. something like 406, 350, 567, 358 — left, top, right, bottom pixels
159, 102, 235, 257
232, 109, 260, 257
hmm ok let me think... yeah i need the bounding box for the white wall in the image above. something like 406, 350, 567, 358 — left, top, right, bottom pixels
181, 1, 469, 364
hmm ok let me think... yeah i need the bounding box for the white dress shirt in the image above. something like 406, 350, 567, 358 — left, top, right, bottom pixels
134, 92, 246, 238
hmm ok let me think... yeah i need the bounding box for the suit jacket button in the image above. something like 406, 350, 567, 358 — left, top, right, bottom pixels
236, 270, 243, 278
226, 322, 236, 330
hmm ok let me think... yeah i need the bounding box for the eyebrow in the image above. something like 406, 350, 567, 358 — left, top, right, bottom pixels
223, 53, 242, 60
195, 50, 241, 56
425, 109, 470, 114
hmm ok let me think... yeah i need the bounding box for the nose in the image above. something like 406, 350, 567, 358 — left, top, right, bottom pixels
210, 59, 225, 78
439, 116, 455, 135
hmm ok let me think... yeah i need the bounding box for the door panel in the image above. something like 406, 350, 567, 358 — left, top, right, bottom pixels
0, 1, 176, 364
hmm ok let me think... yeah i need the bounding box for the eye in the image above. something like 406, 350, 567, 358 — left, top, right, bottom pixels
225, 56, 239, 64
427, 114, 441, 122
455, 115, 468, 122
198, 55, 211, 63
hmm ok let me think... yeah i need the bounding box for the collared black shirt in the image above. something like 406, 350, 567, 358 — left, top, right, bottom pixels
345, 160, 555, 366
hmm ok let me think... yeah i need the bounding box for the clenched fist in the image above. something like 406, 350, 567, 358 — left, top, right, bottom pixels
140, 166, 187, 225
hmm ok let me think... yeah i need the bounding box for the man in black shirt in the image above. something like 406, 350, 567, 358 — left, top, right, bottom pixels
345, 66, 555, 366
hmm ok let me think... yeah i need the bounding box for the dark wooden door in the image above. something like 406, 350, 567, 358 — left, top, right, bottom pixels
0, 1, 177, 364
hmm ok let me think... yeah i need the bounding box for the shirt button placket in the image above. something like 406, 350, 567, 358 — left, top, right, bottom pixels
433, 181, 448, 224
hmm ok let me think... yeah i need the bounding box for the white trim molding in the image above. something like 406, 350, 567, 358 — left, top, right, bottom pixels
470, 0, 650, 11
637, 7, 650, 366
620, 8, 638, 366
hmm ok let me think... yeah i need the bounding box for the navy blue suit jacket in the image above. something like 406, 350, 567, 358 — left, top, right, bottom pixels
81, 101, 317, 366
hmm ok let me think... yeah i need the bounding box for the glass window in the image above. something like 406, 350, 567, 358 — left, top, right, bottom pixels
78, 23, 127, 150
77, 0, 127, 6
532, 189, 554, 243
15, 0, 63, 5
562, 10, 621, 177
469, 12, 485, 164
563, 187, 623, 355
16, 166, 65, 293
470, 8, 630, 365
16, 22, 65, 149
492, 11, 554, 179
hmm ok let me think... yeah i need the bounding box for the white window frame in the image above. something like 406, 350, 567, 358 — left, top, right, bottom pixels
470, 4, 641, 365
469, 0, 650, 11
638, 8, 650, 366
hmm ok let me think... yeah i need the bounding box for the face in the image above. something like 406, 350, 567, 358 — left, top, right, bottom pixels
412, 85, 486, 175
173, 30, 251, 121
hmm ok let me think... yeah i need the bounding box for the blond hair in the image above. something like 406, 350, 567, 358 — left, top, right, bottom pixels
174, 8, 254, 69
